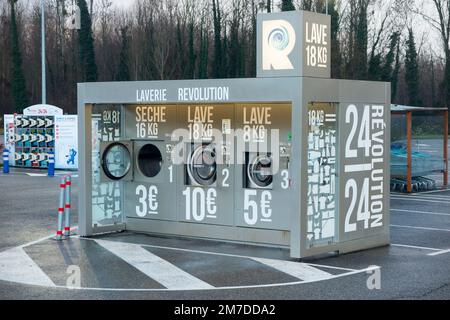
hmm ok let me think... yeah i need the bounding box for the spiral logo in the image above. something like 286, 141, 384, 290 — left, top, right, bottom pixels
268, 27, 290, 51
262, 19, 296, 70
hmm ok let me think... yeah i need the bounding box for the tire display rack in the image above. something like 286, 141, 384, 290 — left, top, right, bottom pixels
12, 115, 55, 168
4, 104, 78, 170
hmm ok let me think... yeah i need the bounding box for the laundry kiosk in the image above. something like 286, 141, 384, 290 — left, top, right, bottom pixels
78, 10, 390, 259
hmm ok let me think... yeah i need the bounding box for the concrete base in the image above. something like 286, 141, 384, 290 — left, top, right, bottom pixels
126, 217, 291, 247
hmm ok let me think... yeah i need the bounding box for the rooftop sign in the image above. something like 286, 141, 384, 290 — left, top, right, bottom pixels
257, 10, 331, 79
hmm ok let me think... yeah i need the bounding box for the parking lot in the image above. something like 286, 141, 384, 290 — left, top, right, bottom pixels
0, 168, 449, 300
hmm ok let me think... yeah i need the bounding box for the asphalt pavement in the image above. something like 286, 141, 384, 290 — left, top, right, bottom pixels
0, 167, 449, 300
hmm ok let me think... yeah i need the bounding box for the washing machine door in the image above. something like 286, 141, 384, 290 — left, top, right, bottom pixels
187, 144, 217, 186
100, 141, 133, 182
247, 154, 273, 189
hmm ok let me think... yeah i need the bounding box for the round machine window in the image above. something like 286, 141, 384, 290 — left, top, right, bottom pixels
188, 145, 217, 186
138, 144, 163, 178
248, 155, 273, 188
102, 143, 131, 180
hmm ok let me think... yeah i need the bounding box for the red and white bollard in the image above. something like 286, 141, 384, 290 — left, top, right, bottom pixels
55, 176, 66, 240
64, 175, 72, 237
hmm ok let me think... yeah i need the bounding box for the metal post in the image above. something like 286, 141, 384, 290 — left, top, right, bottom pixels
406, 111, 412, 193
48, 152, 55, 176
3, 149, 9, 174
444, 110, 449, 187
55, 176, 66, 240
326, 0, 329, 15
64, 175, 72, 237
41, 0, 46, 105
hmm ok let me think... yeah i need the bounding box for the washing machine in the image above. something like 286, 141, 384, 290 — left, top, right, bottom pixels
234, 103, 292, 230
100, 140, 133, 182
244, 152, 273, 189
177, 104, 235, 226
185, 143, 217, 187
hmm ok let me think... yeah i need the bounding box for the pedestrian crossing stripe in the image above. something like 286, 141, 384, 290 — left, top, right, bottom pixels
96, 239, 214, 290
0, 247, 55, 287
251, 257, 333, 281
0, 235, 369, 291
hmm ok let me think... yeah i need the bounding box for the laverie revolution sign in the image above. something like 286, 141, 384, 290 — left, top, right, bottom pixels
136, 87, 230, 103
78, 10, 390, 259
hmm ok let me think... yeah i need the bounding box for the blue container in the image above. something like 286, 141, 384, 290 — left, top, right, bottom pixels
3, 149, 9, 174
48, 152, 55, 177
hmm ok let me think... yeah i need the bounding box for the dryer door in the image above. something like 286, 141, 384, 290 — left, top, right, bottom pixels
133, 140, 165, 183
100, 141, 133, 182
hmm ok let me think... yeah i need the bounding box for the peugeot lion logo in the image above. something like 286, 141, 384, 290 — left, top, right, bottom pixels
262, 20, 296, 70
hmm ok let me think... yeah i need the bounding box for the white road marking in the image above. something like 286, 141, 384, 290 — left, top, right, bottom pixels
0, 247, 55, 287
21, 172, 78, 178
391, 224, 450, 232
19, 227, 78, 249
0, 265, 375, 292
252, 257, 332, 281
391, 244, 442, 251
18, 234, 56, 248
391, 193, 450, 199
95, 239, 214, 290
0, 232, 365, 291
412, 188, 450, 194
410, 195, 450, 201
391, 193, 450, 200
83, 237, 357, 272
390, 197, 450, 204
428, 249, 450, 256
391, 208, 450, 217
303, 263, 356, 272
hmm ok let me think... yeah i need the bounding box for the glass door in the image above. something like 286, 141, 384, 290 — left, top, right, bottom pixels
91, 104, 126, 231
